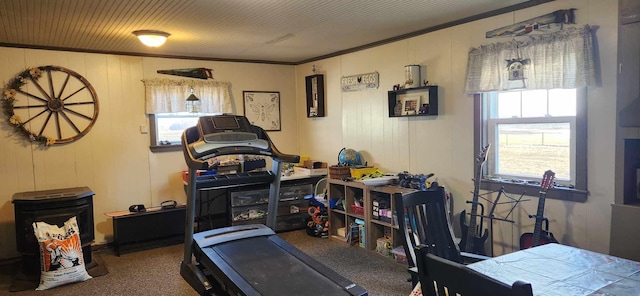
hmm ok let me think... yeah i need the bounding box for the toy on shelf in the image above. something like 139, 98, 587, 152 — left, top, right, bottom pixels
398, 171, 435, 190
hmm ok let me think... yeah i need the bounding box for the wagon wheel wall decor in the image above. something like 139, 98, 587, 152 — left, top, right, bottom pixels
1, 66, 99, 146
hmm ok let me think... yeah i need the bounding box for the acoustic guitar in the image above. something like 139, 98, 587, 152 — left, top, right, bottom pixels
459, 144, 490, 255
519, 170, 558, 249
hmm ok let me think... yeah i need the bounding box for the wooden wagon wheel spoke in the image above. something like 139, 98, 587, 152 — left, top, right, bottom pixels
15, 89, 49, 104
53, 113, 61, 139
62, 86, 88, 101
47, 68, 55, 99
20, 108, 49, 126
29, 75, 54, 101
59, 111, 82, 134
63, 101, 94, 106
56, 73, 71, 100
13, 104, 48, 109
38, 112, 54, 136
2, 65, 99, 146
62, 107, 93, 121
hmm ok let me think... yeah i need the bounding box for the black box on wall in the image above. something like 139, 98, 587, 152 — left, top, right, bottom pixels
305, 74, 325, 117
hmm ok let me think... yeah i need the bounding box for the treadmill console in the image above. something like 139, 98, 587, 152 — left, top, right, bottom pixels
186, 115, 270, 161
198, 115, 256, 142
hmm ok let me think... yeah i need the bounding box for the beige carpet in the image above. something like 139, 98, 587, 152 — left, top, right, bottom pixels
0, 229, 411, 296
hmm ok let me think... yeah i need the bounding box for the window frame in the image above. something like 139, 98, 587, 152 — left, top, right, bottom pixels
473, 88, 588, 202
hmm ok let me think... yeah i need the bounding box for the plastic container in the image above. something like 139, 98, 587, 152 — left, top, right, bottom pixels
350, 167, 378, 179
351, 205, 364, 215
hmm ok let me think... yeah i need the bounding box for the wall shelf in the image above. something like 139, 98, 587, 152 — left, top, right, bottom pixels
388, 85, 438, 117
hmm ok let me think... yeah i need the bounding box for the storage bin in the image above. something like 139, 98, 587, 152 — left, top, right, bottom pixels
351, 205, 364, 215
350, 167, 377, 179
230, 188, 269, 206
279, 184, 313, 201
329, 166, 351, 179
329, 198, 340, 210
232, 204, 267, 222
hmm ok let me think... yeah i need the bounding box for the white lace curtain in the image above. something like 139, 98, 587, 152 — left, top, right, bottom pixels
464, 25, 598, 94
142, 79, 233, 114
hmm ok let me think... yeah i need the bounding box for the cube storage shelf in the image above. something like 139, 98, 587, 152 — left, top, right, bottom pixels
327, 178, 417, 261
388, 85, 438, 117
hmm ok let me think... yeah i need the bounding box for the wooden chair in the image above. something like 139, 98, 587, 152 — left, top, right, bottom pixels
393, 186, 488, 286
415, 244, 533, 296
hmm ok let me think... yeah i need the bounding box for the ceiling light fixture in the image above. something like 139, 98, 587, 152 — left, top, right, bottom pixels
132, 30, 171, 47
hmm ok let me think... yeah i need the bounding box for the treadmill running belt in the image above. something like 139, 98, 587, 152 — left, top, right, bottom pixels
212, 236, 350, 295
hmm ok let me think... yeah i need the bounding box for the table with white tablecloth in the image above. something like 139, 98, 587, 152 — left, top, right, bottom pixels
468, 243, 640, 295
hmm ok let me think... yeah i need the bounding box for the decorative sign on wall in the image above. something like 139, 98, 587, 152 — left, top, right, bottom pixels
1, 65, 99, 146
243, 91, 281, 131
486, 9, 576, 38
341, 72, 379, 92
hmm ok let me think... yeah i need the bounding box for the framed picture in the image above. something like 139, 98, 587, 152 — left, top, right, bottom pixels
243, 91, 281, 131
402, 96, 420, 115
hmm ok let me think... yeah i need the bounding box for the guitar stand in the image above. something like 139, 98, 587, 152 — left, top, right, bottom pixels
467, 186, 528, 256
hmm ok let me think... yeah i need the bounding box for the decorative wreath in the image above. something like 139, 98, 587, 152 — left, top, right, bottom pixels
1, 66, 99, 147
1, 67, 53, 146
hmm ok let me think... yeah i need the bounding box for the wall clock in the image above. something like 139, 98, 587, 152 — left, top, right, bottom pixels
1, 66, 99, 146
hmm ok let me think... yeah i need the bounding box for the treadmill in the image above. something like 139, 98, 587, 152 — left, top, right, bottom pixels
181, 114, 367, 296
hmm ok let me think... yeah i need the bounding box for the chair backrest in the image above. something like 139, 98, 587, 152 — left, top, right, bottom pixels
393, 186, 463, 270
314, 177, 327, 198
415, 245, 533, 296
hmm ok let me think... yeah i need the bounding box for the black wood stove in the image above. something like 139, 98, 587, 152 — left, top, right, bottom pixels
12, 187, 95, 274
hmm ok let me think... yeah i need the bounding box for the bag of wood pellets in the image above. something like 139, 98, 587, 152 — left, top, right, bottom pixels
32, 216, 92, 290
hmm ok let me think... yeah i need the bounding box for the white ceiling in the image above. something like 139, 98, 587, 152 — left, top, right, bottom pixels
0, 0, 546, 64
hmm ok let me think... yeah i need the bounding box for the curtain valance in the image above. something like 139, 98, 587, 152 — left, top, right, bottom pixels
142, 79, 233, 114
464, 25, 598, 94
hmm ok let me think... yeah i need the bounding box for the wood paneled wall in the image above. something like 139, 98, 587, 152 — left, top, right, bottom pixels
0, 49, 297, 259
295, 0, 619, 256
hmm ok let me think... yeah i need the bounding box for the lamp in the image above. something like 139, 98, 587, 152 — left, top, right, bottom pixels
132, 30, 170, 47
186, 88, 200, 113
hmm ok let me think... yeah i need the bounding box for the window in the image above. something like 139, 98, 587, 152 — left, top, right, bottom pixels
142, 79, 232, 152
149, 112, 218, 152
475, 88, 588, 202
